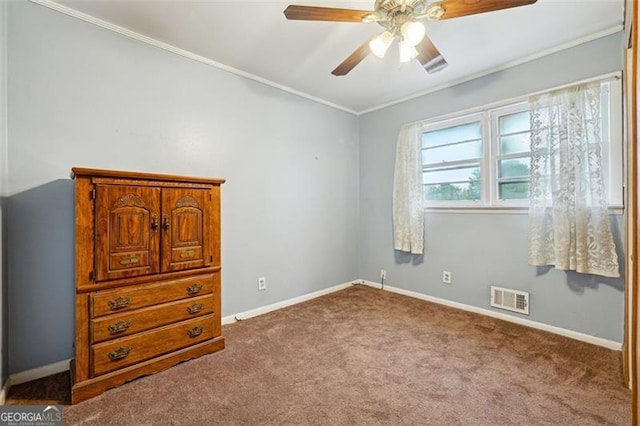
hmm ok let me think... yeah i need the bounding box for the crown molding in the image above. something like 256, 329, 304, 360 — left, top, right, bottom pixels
28, 0, 358, 116
358, 25, 623, 115
27, 1, 623, 116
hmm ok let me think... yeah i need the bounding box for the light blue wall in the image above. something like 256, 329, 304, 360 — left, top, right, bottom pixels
358, 33, 626, 343
6, 1, 359, 374
5, 0, 628, 376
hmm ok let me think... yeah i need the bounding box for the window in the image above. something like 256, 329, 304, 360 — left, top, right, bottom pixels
422, 115, 483, 202
492, 104, 532, 202
420, 77, 622, 209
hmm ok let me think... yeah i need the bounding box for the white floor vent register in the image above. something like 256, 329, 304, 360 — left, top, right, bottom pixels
490, 286, 530, 315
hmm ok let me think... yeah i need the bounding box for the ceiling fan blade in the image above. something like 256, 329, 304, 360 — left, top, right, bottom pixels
332, 36, 375, 76
437, 0, 537, 20
416, 36, 448, 74
284, 5, 373, 22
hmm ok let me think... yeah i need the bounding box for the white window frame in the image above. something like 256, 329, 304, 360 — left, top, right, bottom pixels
420, 74, 623, 212
605, 78, 624, 208
490, 101, 531, 208
421, 112, 485, 208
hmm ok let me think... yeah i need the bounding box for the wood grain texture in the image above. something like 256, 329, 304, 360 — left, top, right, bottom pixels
438, 0, 537, 20
332, 36, 375, 76
631, 0, 639, 422
76, 266, 221, 294
161, 188, 209, 273
71, 168, 225, 403
91, 294, 215, 343
71, 339, 225, 404
91, 274, 214, 318
74, 177, 94, 383
211, 185, 222, 269
283, 5, 371, 22
71, 167, 225, 185
92, 315, 217, 376
95, 185, 161, 281
416, 35, 448, 73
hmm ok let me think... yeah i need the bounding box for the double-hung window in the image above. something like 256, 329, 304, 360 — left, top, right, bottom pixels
420, 76, 622, 210
492, 104, 532, 204
422, 115, 484, 203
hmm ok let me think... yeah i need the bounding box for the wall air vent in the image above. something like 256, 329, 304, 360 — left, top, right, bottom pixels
490, 286, 529, 315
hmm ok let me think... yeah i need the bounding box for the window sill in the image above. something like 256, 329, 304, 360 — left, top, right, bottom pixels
424, 205, 625, 215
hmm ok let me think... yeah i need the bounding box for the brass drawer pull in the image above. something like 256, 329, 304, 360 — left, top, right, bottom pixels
187, 283, 203, 295
180, 250, 195, 259
187, 303, 204, 314
108, 346, 132, 361
187, 326, 203, 338
108, 296, 131, 310
151, 215, 159, 232
119, 255, 140, 266
108, 319, 132, 335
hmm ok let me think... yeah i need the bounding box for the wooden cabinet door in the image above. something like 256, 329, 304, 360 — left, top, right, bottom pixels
161, 188, 211, 272
95, 185, 161, 281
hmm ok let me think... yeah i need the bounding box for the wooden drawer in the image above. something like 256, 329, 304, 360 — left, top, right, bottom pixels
91, 315, 217, 376
91, 274, 213, 318
91, 294, 215, 343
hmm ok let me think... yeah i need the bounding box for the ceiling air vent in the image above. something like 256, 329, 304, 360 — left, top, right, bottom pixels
490, 286, 529, 315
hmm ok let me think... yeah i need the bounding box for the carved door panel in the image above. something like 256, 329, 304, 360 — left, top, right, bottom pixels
161, 188, 211, 273
95, 185, 161, 281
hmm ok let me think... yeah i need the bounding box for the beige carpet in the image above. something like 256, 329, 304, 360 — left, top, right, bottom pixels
10, 285, 631, 424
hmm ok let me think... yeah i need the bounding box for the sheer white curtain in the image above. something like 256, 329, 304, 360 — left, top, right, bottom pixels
528, 82, 619, 277
393, 123, 424, 254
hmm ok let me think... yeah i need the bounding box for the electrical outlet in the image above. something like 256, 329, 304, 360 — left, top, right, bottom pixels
380, 269, 386, 280
442, 271, 452, 284
257, 276, 266, 291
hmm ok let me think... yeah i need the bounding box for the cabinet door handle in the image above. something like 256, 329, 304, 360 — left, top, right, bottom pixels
108, 346, 132, 361
151, 215, 159, 232
187, 326, 203, 338
162, 215, 170, 231
180, 250, 195, 259
186, 283, 203, 295
108, 319, 132, 335
187, 303, 204, 314
108, 296, 131, 310
118, 255, 140, 266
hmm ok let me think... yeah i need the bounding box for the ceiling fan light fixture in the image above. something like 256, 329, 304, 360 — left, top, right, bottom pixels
399, 41, 419, 63
424, 3, 445, 21
369, 30, 394, 58
400, 21, 426, 47
362, 12, 381, 23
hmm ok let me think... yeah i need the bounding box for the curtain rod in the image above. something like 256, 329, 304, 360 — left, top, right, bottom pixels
412, 70, 622, 128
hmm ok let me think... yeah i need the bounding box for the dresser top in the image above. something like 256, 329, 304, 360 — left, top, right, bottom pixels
71, 167, 226, 185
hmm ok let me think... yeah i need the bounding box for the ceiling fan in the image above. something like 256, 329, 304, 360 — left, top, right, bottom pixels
283, 0, 537, 76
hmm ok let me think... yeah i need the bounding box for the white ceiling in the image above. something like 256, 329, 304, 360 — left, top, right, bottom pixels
43, 0, 624, 114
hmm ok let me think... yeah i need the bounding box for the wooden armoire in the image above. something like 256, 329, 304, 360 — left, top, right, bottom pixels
70, 168, 225, 404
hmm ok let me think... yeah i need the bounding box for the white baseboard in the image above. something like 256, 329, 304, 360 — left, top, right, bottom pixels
0, 379, 9, 405
360, 279, 622, 351
0, 281, 359, 400
2, 277, 619, 402
8, 359, 71, 388
222, 281, 358, 325
1, 358, 72, 405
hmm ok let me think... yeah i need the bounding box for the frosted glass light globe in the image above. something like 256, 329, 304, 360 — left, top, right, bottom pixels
399, 41, 419, 63
401, 21, 426, 47
369, 31, 394, 58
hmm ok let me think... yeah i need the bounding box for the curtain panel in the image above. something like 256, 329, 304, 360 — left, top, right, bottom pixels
528, 82, 619, 277
393, 123, 424, 254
